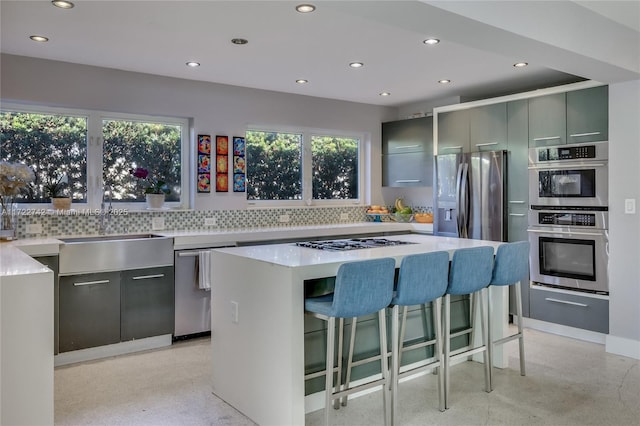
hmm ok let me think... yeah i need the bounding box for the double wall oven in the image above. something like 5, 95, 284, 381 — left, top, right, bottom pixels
528, 142, 609, 294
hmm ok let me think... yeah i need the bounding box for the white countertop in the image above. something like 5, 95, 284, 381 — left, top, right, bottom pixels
166, 222, 425, 249
212, 233, 502, 269
0, 222, 432, 275
0, 243, 51, 277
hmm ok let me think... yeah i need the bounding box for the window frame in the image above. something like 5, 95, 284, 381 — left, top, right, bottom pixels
245, 126, 365, 208
1, 102, 190, 210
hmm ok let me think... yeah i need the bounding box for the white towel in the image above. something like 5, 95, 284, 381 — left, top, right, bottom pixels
198, 250, 212, 291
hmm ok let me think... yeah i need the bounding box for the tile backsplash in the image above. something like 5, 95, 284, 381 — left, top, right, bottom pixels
13, 202, 433, 239
13, 206, 370, 238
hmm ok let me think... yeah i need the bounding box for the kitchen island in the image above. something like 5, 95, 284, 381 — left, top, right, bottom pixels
210, 233, 509, 426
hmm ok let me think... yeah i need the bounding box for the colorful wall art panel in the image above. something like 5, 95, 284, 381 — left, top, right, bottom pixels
216, 135, 229, 192
232, 136, 246, 192
197, 134, 211, 193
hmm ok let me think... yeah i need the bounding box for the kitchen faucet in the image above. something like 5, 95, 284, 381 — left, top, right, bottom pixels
99, 185, 113, 234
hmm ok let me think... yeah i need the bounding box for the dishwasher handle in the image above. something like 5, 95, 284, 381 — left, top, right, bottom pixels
178, 251, 203, 257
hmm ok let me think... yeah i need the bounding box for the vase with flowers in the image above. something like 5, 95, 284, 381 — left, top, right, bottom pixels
0, 161, 35, 240
129, 167, 171, 209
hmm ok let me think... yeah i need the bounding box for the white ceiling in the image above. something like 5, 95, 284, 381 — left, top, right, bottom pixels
1, 0, 638, 107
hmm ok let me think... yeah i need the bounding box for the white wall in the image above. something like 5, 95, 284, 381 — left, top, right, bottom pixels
0, 54, 397, 210
606, 80, 640, 359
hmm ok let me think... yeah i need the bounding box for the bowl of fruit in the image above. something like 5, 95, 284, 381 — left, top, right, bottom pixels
414, 212, 434, 223
366, 205, 389, 222
392, 198, 413, 222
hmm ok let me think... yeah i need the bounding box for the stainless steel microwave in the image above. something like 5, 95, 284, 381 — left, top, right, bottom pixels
528, 142, 608, 208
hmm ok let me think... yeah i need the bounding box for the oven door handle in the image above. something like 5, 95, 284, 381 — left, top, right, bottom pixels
528, 163, 606, 170
544, 297, 589, 307
527, 229, 606, 237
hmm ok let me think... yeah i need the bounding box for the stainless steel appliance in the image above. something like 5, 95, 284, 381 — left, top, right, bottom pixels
528, 142, 608, 208
527, 141, 609, 294
434, 150, 507, 241
527, 206, 609, 294
295, 238, 415, 251
174, 246, 233, 338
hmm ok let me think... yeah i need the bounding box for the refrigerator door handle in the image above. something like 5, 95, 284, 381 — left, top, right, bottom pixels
455, 163, 464, 236
456, 162, 469, 238
460, 162, 470, 238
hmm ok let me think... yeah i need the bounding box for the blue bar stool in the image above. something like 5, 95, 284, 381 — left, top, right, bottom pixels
390, 251, 450, 420
443, 246, 494, 409
305, 258, 396, 426
488, 241, 530, 388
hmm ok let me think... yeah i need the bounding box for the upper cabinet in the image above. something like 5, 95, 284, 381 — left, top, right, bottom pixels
529, 85, 608, 147
470, 103, 508, 151
566, 85, 608, 144
437, 109, 470, 154
528, 92, 567, 147
382, 116, 433, 187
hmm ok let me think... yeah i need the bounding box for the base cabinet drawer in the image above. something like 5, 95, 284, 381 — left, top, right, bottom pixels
121, 266, 175, 341
59, 272, 121, 352
529, 286, 609, 333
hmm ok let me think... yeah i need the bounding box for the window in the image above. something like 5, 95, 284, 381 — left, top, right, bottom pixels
0, 111, 88, 203
245, 131, 302, 200
311, 135, 359, 200
103, 119, 182, 202
1, 104, 188, 208
246, 129, 361, 204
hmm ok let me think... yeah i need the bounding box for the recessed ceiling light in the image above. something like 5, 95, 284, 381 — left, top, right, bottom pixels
513, 62, 529, 68
423, 38, 440, 45
186, 61, 200, 67
438, 79, 451, 84
29, 35, 49, 42
349, 62, 364, 68
231, 38, 248, 45
296, 79, 308, 84
296, 4, 316, 13
380, 92, 391, 97
51, 1, 74, 9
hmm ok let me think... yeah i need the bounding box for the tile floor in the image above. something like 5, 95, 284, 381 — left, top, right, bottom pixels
55, 328, 639, 425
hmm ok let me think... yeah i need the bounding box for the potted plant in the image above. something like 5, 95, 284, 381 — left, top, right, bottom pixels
44, 172, 71, 210
130, 167, 171, 209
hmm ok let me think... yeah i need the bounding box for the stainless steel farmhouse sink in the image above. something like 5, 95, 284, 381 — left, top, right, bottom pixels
59, 234, 173, 275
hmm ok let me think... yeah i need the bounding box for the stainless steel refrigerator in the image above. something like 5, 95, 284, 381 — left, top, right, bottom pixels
434, 150, 507, 242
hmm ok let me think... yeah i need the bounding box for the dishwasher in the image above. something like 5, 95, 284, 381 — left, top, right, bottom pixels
174, 245, 234, 338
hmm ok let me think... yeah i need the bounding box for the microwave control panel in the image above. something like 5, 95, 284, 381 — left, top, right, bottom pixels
538, 212, 596, 226
538, 145, 596, 162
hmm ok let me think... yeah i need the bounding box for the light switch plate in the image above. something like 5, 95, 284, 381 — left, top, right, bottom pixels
279, 214, 290, 223
151, 217, 165, 230
230, 301, 239, 324
625, 198, 636, 214
26, 223, 43, 234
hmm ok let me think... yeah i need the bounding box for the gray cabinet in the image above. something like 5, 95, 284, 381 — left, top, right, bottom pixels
382, 116, 433, 187
437, 109, 470, 154
470, 103, 508, 151
528, 93, 566, 147
567, 85, 608, 144
506, 99, 530, 318
121, 266, 174, 340
506, 100, 529, 243
529, 285, 609, 333
59, 272, 121, 352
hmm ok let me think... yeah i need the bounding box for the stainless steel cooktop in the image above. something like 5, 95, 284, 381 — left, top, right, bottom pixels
295, 238, 415, 251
